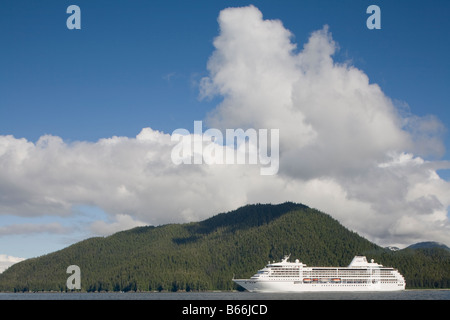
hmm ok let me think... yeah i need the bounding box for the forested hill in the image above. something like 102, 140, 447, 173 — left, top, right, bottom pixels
1, 202, 449, 292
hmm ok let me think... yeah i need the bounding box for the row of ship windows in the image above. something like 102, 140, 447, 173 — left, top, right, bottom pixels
271, 269, 395, 272
267, 276, 399, 282
305, 270, 394, 273
272, 269, 387, 272
265, 270, 398, 277
302, 274, 398, 277
300, 272, 393, 277
271, 273, 398, 277
250, 280, 402, 285
303, 282, 402, 284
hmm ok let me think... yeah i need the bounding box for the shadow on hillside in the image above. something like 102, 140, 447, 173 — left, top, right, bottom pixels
172, 202, 308, 245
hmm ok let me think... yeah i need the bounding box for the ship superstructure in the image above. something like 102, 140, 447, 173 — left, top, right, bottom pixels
233, 255, 405, 292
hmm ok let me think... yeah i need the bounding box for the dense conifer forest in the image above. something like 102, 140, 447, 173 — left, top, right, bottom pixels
1, 202, 449, 292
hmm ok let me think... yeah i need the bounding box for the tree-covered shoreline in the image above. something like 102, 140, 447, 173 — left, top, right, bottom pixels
1, 202, 449, 292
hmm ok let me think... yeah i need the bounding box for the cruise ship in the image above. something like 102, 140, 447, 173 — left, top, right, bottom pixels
233, 255, 405, 292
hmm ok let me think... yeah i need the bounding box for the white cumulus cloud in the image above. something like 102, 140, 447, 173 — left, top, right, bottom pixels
0, 254, 26, 273
200, 5, 450, 247
0, 5, 449, 250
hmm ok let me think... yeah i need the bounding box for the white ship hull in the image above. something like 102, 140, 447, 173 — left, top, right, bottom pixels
233, 279, 405, 292
233, 255, 406, 292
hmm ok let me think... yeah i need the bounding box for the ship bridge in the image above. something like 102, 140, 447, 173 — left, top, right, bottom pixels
266, 255, 307, 268
348, 256, 382, 268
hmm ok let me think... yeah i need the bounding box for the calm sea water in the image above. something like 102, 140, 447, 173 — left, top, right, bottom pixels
0, 290, 449, 300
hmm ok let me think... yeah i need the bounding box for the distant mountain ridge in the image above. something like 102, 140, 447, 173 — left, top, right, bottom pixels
385, 246, 400, 251
0, 202, 449, 292
385, 241, 450, 252
407, 241, 450, 251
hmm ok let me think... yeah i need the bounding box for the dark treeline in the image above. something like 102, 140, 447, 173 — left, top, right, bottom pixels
1, 202, 449, 292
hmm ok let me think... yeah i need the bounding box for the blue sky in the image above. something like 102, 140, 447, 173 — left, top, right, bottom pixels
2, 1, 449, 144
1, 0, 450, 270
